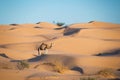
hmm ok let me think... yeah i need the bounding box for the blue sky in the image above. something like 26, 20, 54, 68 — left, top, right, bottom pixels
0, 0, 120, 24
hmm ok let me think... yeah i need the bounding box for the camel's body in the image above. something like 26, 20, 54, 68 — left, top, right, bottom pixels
38, 42, 53, 55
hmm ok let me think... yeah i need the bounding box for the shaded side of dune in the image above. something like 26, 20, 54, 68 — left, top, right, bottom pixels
63, 28, 81, 36
71, 66, 84, 74
0, 53, 10, 58
95, 49, 120, 56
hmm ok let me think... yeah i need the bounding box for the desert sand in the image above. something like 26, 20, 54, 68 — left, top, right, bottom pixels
0, 21, 120, 80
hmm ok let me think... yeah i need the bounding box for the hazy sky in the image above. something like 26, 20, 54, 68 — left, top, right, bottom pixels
0, 0, 120, 24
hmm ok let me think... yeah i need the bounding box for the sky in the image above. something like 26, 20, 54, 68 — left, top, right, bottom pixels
0, 0, 120, 24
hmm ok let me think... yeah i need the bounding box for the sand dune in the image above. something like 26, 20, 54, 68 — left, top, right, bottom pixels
70, 21, 120, 29
0, 21, 120, 80
53, 37, 120, 55
77, 29, 120, 40
0, 22, 63, 59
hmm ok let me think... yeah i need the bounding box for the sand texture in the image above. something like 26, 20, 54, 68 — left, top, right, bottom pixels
0, 21, 120, 80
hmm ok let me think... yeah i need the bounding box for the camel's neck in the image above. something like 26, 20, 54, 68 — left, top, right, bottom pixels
39, 43, 47, 50
47, 43, 53, 49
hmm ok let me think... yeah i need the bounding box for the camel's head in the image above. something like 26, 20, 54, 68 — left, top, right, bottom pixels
46, 42, 54, 49
51, 42, 54, 46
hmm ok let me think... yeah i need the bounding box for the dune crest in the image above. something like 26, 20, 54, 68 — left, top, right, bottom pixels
69, 21, 120, 29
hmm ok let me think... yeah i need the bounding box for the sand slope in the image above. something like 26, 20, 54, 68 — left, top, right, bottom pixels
53, 21, 120, 55
0, 21, 120, 80
0, 22, 63, 59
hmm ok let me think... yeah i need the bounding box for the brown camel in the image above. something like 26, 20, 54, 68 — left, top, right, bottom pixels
38, 42, 53, 55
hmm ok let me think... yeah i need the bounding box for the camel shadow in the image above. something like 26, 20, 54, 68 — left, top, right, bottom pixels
28, 54, 46, 62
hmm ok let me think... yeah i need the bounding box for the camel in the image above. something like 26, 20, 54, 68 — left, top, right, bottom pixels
38, 42, 53, 55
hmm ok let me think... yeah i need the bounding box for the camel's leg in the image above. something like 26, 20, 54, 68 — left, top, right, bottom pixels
38, 48, 40, 55
38, 48, 41, 55
39, 50, 42, 55
45, 49, 48, 54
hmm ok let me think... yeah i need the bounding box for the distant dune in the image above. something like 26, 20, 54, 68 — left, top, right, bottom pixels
70, 21, 120, 29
